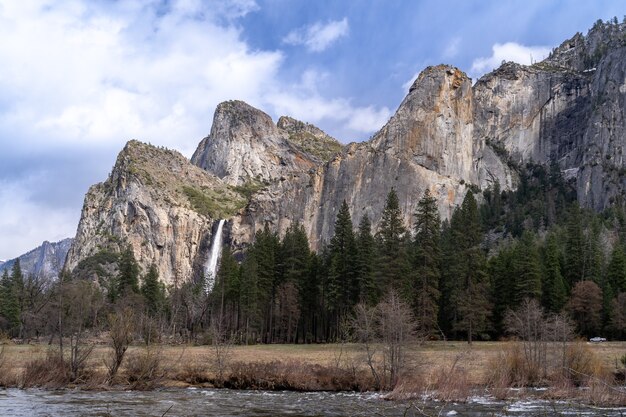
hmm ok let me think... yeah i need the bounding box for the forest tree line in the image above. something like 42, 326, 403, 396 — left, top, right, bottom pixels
2, 162, 626, 344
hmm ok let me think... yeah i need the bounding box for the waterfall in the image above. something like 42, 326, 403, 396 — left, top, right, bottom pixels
205, 219, 225, 292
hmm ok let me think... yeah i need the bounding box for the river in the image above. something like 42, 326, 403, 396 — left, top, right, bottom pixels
0, 388, 624, 416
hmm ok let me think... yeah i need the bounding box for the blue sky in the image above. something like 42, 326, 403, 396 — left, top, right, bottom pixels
0, 0, 623, 260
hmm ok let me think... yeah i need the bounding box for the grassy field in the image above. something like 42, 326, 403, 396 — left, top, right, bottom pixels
2, 340, 625, 387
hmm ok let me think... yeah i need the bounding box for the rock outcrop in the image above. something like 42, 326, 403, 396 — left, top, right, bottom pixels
277, 116, 343, 164
474, 19, 626, 210
68, 19, 626, 283
0, 238, 73, 281
65, 140, 245, 285
193, 65, 513, 249
191, 101, 321, 186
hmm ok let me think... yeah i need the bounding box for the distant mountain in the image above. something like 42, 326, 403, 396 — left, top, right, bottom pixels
0, 238, 73, 281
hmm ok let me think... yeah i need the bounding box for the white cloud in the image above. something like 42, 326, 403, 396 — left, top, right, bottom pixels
283, 18, 349, 52
0, 0, 283, 155
443, 37, 461, 59
0, 2, 388, 258
470, 42, 551, 77
0, 177, 78, 260
266, 70, 391, 139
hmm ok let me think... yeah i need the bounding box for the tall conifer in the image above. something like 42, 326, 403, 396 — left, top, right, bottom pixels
356, 216, 377, 304
376, 188, 410, 290
412, 189, 441, 337
452, 192, 491, 343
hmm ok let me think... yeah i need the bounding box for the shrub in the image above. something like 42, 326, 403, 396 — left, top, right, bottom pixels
124, 348, 163, 390
224, 360, 373, 391
21, 351, 71, 389
486, 343, 540, 390
175, 359, 211, 385
563, 341, 609, 386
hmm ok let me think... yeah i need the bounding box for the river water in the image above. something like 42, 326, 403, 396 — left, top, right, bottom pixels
0, 388, 624, 417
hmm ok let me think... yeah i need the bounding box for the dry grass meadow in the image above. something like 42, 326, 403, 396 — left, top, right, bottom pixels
2, 339, 625, 389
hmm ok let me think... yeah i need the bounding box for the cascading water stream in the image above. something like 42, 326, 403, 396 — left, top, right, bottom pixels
205, 219, 225, 292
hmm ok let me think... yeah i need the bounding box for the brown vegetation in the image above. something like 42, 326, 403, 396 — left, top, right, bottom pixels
0, 339, 626, 406
21, 350, 72, 389
223, 360, 373, 391
124, 347, 164, 390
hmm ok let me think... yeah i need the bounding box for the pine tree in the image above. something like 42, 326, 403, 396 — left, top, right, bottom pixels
542, 233, 567, 313
607, 245, 626, 295
481, 181, 502, 229
412, 189, 441, 337
512, 231, 542, 305
141, 264, 164, 316
279, 222, 310, 285
564, 204, 585, 286
355, 216, 378, 304
117, 246, 140, 296
603, 245, 626, 329
376, 188, 410, 291
277, 222, 310, 342
1, 260, 24, 335
299, 253, 321, 343
452, 192, 491, 343
584, 218, 604, 284
489, 245, 515, 335
438, 219, 457, 336
327, 201, 358, 320
249, 223, 280, 343
239, 250, 260, 343
0, 269, 15, 331
213, 246, 240, 331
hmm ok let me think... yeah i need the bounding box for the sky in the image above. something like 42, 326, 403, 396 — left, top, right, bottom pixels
0, 0, 623, 260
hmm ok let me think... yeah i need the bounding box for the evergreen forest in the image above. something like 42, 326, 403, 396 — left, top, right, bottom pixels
2, 162, 626, 345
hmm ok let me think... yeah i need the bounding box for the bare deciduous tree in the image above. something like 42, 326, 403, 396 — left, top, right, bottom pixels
378, 290, 416, 388
106, 307, 135, 382
351, 302, 382, 389
210, 313, 234, 380
350, 290, 416, 390
505, 298, 575, 382
63, 281, 100, 381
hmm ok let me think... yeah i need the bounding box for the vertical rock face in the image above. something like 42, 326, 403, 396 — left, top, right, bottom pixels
304, 65, 512, 247
191, 100, 318, 186
66, 141, 245, 285
0, 238, 73, 281
192, 65, 512, 249
474, 20, 626, 210
68, 19, 626, 283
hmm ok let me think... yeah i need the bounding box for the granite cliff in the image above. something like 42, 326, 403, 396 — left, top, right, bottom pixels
0, 238, 73, 281
67, 20, 626, 284
474, 19, 626, 210
65, 140, 246, 285
193, 66, 513, 249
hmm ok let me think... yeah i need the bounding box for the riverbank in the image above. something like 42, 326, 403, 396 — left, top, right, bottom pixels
1, 340, 625, 405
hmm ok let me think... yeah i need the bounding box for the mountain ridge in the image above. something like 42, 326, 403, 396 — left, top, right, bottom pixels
0, 238, 73, 281
66, 19, 626, 283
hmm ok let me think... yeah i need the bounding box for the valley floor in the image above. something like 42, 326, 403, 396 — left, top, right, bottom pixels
1, 340, 625, 405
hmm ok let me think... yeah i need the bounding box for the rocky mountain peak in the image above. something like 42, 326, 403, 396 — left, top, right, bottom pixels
191, 101, 318, 186
372, 64, 474, 181
408, 64, 469, 93
0, 238, 73, 281
213, 100, 276, 137
66, 140, 244, 285
544, 18, 626, 72
277, 116, 343, 163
